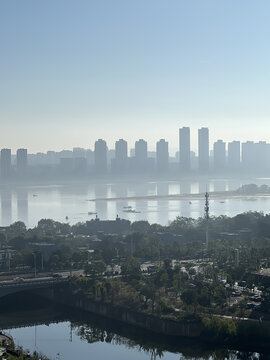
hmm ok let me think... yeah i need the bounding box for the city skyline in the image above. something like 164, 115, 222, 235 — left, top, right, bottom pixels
1, 126, 270, 180
1, 1, 270, 152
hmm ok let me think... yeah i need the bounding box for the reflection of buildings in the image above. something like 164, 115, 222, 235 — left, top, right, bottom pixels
94, 184, 108, 219
156, 182, 169, 225
213, 180, 226, 192
0, 149, 12, 179
179, 127, 190, 171
180, 181, 191, 195
111, 183, 128, 217
17, 188, 29, 225
1, 189, 12, 225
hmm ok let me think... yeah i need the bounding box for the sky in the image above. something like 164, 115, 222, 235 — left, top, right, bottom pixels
1, 0, 270, 153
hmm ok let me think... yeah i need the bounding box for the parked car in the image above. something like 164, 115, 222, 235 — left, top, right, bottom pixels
52, 273, 62, 278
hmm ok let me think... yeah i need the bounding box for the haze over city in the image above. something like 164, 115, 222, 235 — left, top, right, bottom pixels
1, 0, 270, 152
1, 2, 270, 360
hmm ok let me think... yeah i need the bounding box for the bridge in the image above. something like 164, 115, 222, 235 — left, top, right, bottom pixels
0, 277, 69, 298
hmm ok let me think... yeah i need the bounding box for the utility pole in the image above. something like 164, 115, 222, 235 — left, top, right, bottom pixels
205, 192, 209, 250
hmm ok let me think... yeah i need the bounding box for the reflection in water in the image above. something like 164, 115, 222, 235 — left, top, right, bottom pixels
213, 180, 227, 193
1, 178, 270, 227
74, 321, 264, 360
95, 183, 108, 220
16, 187, 28, 225
157, 182, 169, 225
1, 188, 12, 225
180, 181, 191, 195
111, 183, 128, 219
0, 291, 265, 360
198, 180, 210, 194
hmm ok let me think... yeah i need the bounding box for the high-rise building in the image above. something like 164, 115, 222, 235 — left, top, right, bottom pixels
135, 139, 148, 172
112, 139, 128, 173
94, 139, 107, 174
0, 149, 12, 178
156, 139, 169, 172
254, 141, 268, 173
16, 148, 28, 176
227, 141, 240, 171
213, 140, 226, 171
242, 141, 255, 171
46, 151, 58, 166
198, 127, 209, 172
179, 127, 190, 171
73, 147, 86, 158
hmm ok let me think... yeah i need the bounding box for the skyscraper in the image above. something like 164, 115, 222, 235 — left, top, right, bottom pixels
0, 149, 12, 178
227, 141, 240, 171
198, 127, 209, 172
213, 140, 226, 172
112, 139, 128, 173
16, 148, 28, 176
156, 139, 169, 172
94, 139, 107, 174
179, 127, 190, 171
242, 141, 255, 171
135, 139, 148, 172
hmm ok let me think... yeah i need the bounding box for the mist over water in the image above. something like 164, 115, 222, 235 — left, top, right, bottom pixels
1, 177, 270, 227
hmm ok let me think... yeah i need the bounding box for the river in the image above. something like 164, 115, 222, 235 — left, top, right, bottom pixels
1, 177, 270, 227
0, 293, 265, 360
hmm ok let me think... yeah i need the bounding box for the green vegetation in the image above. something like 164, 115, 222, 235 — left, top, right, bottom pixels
2, 211, 270, 347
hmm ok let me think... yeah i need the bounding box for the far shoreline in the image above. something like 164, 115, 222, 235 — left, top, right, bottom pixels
89, 190, 270, 203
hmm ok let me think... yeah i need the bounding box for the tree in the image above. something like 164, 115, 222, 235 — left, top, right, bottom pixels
181, 289, 197, 306
85, 260, 106, 278
121, 257, 141, 280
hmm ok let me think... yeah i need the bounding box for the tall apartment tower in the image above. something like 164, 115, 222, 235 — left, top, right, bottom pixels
94, 139, 107, 174
198, 127, 209, 172
213, 140, 226, 172
0, 149, 12, 178
242, 141, 255, 171
156, 139, 169, 172
227, 141, 240, 171
113, 139, 128, 173
16, 148, 28, 176
179, 127, 190, 171
135, 139, 148, 172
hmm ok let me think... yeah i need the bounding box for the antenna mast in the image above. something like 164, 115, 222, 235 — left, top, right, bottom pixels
205, 192, 209, 249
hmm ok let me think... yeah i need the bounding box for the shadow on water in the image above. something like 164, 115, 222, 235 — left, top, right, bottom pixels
0, 292, 268, 360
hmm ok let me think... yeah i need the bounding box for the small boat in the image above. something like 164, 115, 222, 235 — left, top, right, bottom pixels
189, 201, 192, 204
65, 216, 68, 220
123, 206, 132, 209
123, 209, 141, 213
219, 201, 225, 203
88, 212, 97, 215
33, 194, 38, 197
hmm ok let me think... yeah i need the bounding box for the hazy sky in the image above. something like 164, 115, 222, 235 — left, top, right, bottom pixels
1, 0, 270, 153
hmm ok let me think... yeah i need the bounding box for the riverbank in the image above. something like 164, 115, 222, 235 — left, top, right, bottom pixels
0, 291, 268, 358
47, 284, 270, 354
